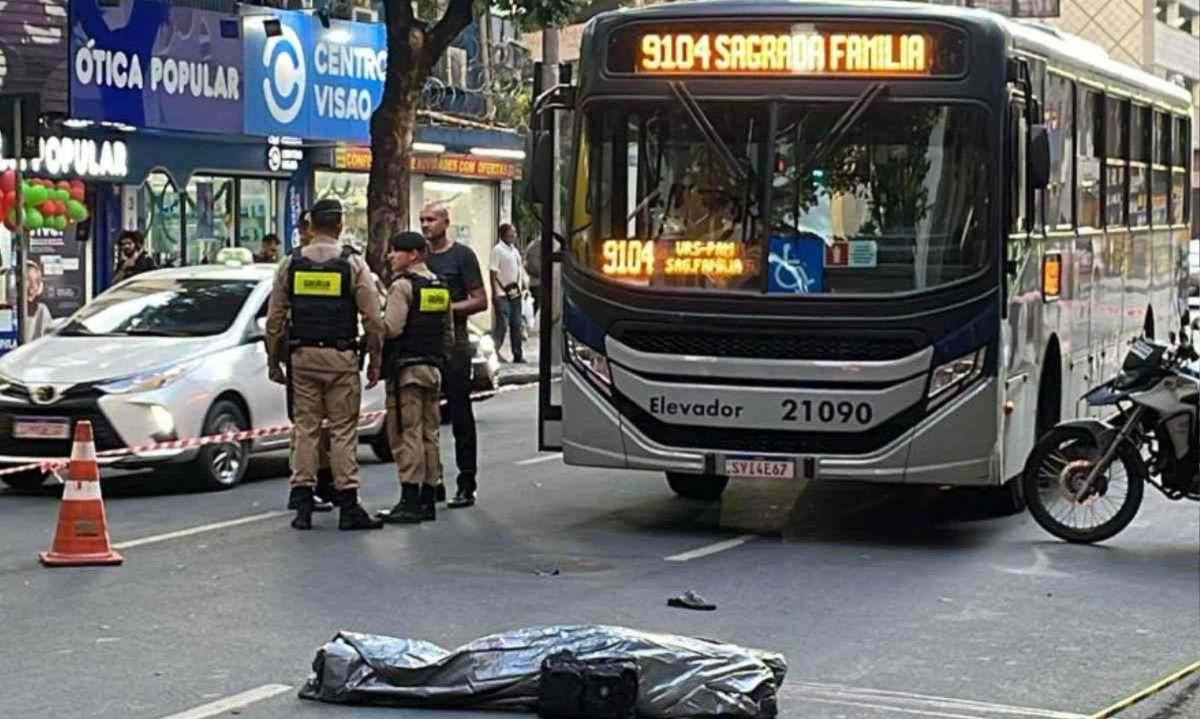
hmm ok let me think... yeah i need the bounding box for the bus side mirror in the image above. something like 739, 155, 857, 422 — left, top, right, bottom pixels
530, 131, 553, 206
1029, 124, 1051, 190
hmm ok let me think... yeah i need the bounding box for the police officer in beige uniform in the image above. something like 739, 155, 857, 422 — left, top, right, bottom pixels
266, 199, 385, 530
378, 232, 454, 524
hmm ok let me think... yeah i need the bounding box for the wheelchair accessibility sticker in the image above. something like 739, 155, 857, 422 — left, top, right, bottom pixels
768, 234, 825, 294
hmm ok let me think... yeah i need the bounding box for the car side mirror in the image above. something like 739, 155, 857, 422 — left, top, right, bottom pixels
248, 316, 267, 342
529, 131, 553, 206
1029, 124, 1051, 191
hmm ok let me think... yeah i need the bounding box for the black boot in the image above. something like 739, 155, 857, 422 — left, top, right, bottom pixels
435, 484, 447, 503
336, 489, 383, 530
312, 468, 335, 513
287, 486, 314, 530
420, 484, 437, 522
380, 484, 423, 524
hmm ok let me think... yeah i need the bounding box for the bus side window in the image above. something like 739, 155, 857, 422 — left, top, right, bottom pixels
1152, 110, 1170, 227
1078, 89, 1102, 229
1129, 104, 1150, 227
1046, 74, 1075, 229
1011, 99, 1028, 235
1172, 116, 1189, 226
1104, 97, 1128, 228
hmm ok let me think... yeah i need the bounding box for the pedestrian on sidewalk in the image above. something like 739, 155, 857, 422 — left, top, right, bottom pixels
523, 233, 558, 319
490, 222, 525, 364
378, 232, 453, 524
266, 198, 385, 531
422, 202, 487, 509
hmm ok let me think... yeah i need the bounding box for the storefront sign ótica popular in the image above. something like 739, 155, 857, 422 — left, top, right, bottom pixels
0, 136, 129, 180
333, 147, 521, 181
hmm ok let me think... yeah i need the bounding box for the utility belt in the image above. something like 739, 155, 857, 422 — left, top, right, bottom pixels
387, 355, 444, 377
289, 337, 361, 353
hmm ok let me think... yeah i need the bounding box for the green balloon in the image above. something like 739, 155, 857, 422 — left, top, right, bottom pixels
24, 208, 44, 229
54, 188, 70, 202
24, 185, 48, 205
65, 199, 88, 221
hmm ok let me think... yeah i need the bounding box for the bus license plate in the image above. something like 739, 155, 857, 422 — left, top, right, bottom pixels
724, 457, 795, 480
12, 416, 71, 440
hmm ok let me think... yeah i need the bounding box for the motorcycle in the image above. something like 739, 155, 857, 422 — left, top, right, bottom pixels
1022, 324, 1200, 544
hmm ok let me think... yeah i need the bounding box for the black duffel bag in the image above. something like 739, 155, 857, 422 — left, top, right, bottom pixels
537, 650, 639, 719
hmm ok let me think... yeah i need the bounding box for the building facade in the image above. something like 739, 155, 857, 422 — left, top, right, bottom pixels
0, 0, 526, 351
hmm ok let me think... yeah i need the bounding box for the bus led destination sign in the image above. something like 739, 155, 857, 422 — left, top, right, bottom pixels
638, 31, 929, 75
601, 239, 746, 279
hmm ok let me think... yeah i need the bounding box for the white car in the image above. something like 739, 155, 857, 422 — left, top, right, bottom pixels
0, 262, 390, 490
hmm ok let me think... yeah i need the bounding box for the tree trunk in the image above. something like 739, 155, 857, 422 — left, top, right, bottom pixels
367, 0, 474, 278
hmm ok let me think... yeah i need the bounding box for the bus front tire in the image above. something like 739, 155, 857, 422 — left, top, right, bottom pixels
666, 472, 729, 501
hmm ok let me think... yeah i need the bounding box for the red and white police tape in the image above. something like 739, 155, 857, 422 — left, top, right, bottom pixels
0, 409, 390, 478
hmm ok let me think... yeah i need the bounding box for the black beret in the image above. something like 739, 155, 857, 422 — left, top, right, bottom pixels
389, 231, 427, 252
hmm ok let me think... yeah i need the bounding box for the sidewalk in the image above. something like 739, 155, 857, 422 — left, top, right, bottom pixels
495, 331, 541, 387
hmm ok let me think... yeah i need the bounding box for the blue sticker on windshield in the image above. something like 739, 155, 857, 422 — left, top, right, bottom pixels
768, 234, 824, 294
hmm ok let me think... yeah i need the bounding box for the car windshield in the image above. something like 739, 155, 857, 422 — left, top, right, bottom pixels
58, 278, 258, 337
570, 99, 991, 295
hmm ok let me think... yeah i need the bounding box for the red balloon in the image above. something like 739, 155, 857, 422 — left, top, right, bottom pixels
69, 186, 86, 202
3, 190, 14, 207
39, 200, 57, 215
3, 220, 18, 233
56, 180, 72, 191
56, 201, 68, 215
0, 170, 14, 194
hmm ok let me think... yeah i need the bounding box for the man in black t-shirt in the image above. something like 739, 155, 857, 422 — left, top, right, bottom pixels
422, 203, 488, 507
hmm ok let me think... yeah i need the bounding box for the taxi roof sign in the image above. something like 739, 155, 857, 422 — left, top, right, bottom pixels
215, 247, 254, 266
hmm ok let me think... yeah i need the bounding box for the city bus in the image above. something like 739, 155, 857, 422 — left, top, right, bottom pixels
529, 0, 1194, 508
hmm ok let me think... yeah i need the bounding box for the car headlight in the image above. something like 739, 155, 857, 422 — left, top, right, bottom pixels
97, 360, 199, 395
928, 348, 985, 405
566, 333, 611, 391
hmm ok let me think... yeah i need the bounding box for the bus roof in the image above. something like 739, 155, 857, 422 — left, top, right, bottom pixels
584, 0, 1192, 110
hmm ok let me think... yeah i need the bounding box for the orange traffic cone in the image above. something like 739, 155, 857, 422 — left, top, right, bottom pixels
38, 421, 123, 567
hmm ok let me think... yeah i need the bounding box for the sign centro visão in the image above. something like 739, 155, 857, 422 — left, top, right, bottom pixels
244, 11, 387, 142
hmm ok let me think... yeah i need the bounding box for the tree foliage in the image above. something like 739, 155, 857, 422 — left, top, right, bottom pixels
366, 0, 580, 276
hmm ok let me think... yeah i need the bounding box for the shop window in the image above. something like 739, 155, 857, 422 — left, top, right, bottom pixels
313, 171, 369, 251
1077, 90, 1102, 229
1045, 74, 1074, 228
238, 179, 277, 254
420, 178, 497, 326
141, 172, 183, 268
1103, 97, 1127, 227
185, 175, 233, 265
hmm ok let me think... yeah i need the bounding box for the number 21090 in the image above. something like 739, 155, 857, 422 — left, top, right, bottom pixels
781, 399, 873, 425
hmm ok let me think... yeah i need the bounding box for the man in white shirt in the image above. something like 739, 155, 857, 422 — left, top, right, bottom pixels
489, 223, 525, 363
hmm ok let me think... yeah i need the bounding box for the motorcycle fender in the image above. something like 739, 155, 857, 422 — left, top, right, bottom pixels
1053, 418, 1118, 447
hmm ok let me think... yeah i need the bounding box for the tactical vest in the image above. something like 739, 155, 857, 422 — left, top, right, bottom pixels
287, 246, 359, 347
383, 272, 450, 374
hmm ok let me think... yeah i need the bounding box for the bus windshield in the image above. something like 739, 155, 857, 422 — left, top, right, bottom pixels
570, 100, 992, 295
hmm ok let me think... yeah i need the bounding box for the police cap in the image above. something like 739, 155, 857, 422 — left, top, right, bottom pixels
389, 231, 427, 252
310, 198, 343, 218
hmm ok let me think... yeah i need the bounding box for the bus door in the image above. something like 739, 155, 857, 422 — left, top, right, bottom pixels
531, 64, 573, 452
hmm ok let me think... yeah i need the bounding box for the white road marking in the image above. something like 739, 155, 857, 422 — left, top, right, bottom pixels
113, 511, 289, 550
157, 683, 292, 719
515, 453, 562, 466
780, 682, 1087, 719
664, 535, 755, 562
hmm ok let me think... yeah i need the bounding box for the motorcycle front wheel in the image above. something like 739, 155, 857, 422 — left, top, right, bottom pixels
1021, 426, 1146, 544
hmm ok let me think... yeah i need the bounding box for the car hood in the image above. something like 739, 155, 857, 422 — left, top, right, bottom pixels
0, 335, 220, 385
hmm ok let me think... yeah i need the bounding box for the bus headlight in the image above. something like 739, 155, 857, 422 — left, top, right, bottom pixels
566, 334, 612, 391
928, 348, 985, 404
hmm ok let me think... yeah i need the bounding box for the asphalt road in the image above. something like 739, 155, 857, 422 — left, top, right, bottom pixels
0, 385, 1196, 719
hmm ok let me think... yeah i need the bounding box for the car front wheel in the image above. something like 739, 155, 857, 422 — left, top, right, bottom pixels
191, 400, 250, 490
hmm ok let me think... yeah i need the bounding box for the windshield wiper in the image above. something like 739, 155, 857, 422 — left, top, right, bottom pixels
799, 82, 889, 179
668, 81, 750, 184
